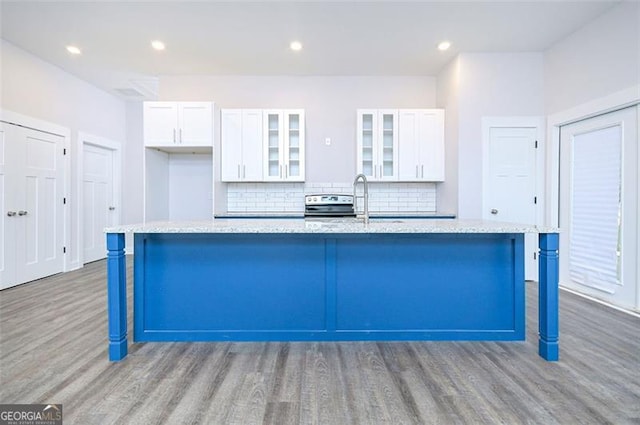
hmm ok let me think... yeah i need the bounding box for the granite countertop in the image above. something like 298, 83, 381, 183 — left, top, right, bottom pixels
106, 219, 558, 234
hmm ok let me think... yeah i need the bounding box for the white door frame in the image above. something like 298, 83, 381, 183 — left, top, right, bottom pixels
77, 132, 122, 266
481, 116, 545, 227
547, 84, 640, 312
0, 109, 71, 273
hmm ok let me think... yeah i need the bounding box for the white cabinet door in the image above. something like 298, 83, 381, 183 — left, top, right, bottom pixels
357, 110, 397, 181
144, 102, 179, 147
419, 109, 445, 181
398, 109, 445, 182
144, 102, 213, 148
221, 109, 264, 182
398, 110, 420, 180
178, 102, 213, 146
221, 109, 243, 181
241, 109, 264, 181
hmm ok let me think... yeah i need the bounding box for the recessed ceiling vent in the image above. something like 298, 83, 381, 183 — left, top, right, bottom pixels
114, 87, 145, 98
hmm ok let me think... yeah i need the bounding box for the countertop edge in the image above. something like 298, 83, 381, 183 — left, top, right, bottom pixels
105, 219, 559, 235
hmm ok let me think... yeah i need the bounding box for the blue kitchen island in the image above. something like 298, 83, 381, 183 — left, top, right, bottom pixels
105, 219, 559, 362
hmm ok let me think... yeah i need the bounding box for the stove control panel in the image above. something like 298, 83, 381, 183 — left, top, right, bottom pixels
305, 194, 354, 205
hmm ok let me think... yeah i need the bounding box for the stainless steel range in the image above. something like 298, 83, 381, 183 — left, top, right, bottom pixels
304, 194, 355, 217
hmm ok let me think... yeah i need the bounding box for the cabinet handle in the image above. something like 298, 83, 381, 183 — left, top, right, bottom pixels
237, 164, 241, 179
285, 164, 288, 179
173, 128, 176, 143
7, 211, 16, 217
416, 165, 419, 178
379, 165, 383, 179
109, 206, 116, 211
179, 128, 182, 144
18, 210, 28, 216
243, 165, 246, 179
421, 165, 424, 178
280, 165, 283, 178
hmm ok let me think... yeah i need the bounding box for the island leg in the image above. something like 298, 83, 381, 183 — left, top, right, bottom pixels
107, 233, 127, 361
538, 233, 559, 361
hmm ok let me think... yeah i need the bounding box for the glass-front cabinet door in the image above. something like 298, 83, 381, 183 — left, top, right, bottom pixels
379, 110, 398, 180
284, 110, 305, 181
357, 109, 398, 181
263, 110, 305, 181
263, 111, 283, 180
357, 110, 377, 179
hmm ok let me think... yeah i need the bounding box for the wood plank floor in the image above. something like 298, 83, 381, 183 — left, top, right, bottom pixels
1, 259, 639, 424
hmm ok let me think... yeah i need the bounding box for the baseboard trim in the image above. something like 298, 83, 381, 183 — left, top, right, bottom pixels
560, 285, 640, 318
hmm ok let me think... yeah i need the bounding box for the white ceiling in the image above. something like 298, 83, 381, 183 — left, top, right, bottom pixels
1, 1, 619, 100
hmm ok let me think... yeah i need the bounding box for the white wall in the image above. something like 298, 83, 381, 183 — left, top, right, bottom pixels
123, 101, 144, 248
159, 76, 436, 183
1, 40, 127, 269
544, 1, 640, 115
437, 53, 545, 219
436, 57, 460, 215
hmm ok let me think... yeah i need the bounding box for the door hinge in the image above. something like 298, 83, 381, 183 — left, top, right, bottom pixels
534, 196, 537, 204
63, 197, 66, 205
63, 246, 66, 254
535, 140, 538, 148
63, 148, 67, 155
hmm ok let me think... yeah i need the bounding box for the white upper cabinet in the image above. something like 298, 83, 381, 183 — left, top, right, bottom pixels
263, 109, 305, 182
221, 109, 263, 182
398, 109, 445, 181
144, 102, 213, 148
356, 109, 398, 181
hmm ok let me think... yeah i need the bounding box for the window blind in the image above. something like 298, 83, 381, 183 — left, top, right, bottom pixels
569, 125, 622, 294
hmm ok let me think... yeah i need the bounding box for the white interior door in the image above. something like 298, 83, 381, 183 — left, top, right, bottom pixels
484, 126, 538, 280
0, 123, 18, 289
83, 143, 114, 263
559, 106, 638, 310
15, 127, 65, 284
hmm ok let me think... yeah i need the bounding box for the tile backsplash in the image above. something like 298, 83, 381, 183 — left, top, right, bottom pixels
227, 182, 437, 213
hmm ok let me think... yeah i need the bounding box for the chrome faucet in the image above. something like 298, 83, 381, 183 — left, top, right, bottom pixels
353, 173, 369, 224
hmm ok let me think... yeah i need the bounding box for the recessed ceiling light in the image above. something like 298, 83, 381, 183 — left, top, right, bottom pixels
66, 45, 81, 55
290, 41, 303, 52
151, 40, 166, 51
438, 41, 451, 51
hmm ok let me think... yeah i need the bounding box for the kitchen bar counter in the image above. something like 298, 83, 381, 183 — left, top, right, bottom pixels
105, 218, 550, 234
106, 219, 559, 363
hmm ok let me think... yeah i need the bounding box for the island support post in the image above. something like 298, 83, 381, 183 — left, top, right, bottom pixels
538, 232, 560, 361
107, 233, 127, 361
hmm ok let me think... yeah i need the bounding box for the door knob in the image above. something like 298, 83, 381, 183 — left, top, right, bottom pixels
18, 210, 28, 216
491, 209, 498, 215
7, 211, 16, 217
109, 206, 116, 211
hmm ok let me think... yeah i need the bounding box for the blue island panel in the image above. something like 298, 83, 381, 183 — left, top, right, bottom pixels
132, 232, 524, 343
335, 235, 522, 336
136, 234, 327, 336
